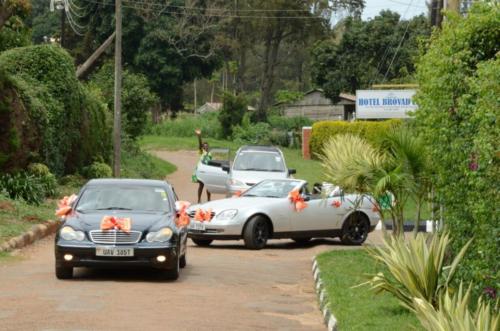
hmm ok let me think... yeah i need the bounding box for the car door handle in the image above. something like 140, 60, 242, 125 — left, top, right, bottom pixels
198, 170, 206, 173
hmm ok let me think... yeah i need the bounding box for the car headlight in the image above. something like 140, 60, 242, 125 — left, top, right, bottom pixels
60, 226, 85, 241
228, 179, 245, 187
217, 209, 238, 221
146, 227, 173, 243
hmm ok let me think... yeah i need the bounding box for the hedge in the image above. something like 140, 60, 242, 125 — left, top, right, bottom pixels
414, 3, 499, 301
0, 45, 111, 175
310, 119, 402, 157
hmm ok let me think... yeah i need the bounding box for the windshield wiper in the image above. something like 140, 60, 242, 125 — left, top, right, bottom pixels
242, 194, 258, 197
264, 195, 281, 198
96, 207, 133, 210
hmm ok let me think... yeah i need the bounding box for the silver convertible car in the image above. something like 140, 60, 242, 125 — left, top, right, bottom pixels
187, 179, 379, 249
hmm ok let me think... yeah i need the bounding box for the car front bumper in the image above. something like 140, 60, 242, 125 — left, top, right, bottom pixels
55, 241, 179, 270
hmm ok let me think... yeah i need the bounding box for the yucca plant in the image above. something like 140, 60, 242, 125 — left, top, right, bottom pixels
413, 283, 499, 331
365, 231, 471, 310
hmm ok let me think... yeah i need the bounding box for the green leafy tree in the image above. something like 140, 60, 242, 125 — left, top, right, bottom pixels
91, 62, 158, 140
414, 2, 499, 301
218, 92, 247, 138
311, 10, 430, 102
0, 0, 31, 51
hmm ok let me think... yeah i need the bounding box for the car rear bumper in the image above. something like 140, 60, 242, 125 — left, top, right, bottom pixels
55, 243, 179, 270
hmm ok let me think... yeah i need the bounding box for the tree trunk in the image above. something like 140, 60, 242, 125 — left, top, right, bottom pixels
0, 4, 13, 30
236, 47, 247, 94
413, 199, 421, 236
257, 25, 283, 121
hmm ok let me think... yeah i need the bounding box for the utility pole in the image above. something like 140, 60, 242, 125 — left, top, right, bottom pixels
113, 0, 122, 177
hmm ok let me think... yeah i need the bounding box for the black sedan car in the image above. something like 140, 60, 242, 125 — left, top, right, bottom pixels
55, 179, 187, 280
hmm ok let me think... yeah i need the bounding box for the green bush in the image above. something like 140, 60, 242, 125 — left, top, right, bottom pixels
84, 162, 112, 179
0, 172, 45, 205
232, 122, 271, 145
268, 115, 313, 131
310, 119, 402, 158
27, 163, 57, 198
91, 62, 158, 140
0, 45, 111, 175
414, 3, 499, 301
149, 112, 222, 139
58, 174, 86, 187
27, 163, 50, 177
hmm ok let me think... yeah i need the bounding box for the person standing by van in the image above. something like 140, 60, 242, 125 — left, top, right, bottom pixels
194, 129, 212, 203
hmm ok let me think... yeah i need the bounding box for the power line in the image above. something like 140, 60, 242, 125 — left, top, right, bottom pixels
385, 0, 427, 9
367, 0, 415, 86
79, 0, 332, 19
382, 0, 416, 82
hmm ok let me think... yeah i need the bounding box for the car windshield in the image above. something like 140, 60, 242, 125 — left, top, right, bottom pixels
233, 151, 285, 172
242, 180, 302, 198
76, 185, 171, 213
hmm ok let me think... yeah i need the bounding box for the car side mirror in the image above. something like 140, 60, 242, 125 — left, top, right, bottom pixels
288, 168, 296, 175
222, 165, 230, 173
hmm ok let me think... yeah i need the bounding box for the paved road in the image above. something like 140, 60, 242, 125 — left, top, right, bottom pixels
0, 150, 382, 331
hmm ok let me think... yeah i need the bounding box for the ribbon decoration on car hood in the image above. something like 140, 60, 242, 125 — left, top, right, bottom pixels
175, 201, 191, 227
288, 189, 308, 212
55, 194, 78, 219
100, 216, 131, 233
194, 208, 213, 222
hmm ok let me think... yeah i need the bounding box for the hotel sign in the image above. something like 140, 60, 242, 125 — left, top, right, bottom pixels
356, 89, 417, 119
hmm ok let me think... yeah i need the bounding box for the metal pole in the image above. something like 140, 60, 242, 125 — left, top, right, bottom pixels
113, 0, 122, 177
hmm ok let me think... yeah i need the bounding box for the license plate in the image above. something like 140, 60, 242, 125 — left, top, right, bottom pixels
188, 221, 205, 231
96, 247, 134, 257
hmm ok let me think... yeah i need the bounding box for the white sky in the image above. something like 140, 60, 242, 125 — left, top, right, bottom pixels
362, 0, 428, 20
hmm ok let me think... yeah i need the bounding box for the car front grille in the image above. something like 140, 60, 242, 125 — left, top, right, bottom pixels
89, 230, 142, 244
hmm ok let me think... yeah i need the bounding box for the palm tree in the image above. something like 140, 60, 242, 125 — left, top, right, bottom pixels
320, 128, 429, 236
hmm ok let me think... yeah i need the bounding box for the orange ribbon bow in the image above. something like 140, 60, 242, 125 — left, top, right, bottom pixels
100, 216, 131, 233
332, 200, 341, 208
288, 189, 308, 212
233, 190, 243, 198
194, 208, 213, 222
175, 201, 191, 227
55, 194, 78, 219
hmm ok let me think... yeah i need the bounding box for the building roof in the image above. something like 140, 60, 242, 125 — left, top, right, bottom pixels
274, 88, 355, 106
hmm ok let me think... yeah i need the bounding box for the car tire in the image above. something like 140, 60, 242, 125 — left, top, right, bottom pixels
180, 254, 186, 268
55, 264, 73, 279
292, 237, 311, 244
243, 216, 270, 250
340, 213, 370, 245
192, 238, 213, 247
163, 256, 180, 281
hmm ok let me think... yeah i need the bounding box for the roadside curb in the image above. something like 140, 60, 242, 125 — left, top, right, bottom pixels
0, 219, 60, 253
312, 257, 338, 331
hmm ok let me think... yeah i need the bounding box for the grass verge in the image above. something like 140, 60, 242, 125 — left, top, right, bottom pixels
122, 144, 177, 179
316, 249, 422, 331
